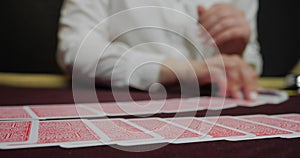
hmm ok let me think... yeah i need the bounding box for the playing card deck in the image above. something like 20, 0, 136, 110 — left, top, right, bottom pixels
1, 113, 300, 149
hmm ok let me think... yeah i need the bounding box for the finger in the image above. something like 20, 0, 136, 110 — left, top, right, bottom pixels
212, 68, 227, 97
240, 63, 259, 100
198, 6, 206, 17
223, 56, 243, 99
202, 55, 227, 97
208, 18, 240, 38
197, 6, 206, 24
227, 78, 241, 99
201, 3, 232, 21
214, 26, 249, 46
227, 71, 242, 99
201, 11, 232, 31
200, 5, 238, 30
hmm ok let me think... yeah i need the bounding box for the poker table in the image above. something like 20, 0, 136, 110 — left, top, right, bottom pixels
0, 73, 300, 158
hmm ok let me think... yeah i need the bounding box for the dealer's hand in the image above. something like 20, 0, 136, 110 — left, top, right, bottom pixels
158, 54, 258, 100
198, 4, 251, 55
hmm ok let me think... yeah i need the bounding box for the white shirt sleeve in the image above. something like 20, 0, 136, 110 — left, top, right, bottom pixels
233, 0, 263, 75
57, 0, 166, 90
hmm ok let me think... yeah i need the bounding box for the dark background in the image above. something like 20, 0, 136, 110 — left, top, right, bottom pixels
1, 0, 299, 76
258, 0, 300, 76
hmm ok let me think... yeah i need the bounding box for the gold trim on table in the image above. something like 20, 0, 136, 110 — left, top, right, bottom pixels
0, 72, 69, 88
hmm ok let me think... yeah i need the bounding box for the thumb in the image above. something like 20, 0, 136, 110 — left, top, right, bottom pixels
198, 6, 206, 17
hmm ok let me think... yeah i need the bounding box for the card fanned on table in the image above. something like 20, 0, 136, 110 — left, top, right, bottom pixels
0, 89, 296, 149
1, 113, 300, 149
0, 89, 289, 120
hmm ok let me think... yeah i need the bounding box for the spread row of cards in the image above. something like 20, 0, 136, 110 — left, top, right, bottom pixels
0, 90, 289, 120
1, 113, 300, 149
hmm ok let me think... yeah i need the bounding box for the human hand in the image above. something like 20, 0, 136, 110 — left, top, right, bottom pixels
198, 4, 251, 56
197, 54, 258, 100
158, 54, 258, 100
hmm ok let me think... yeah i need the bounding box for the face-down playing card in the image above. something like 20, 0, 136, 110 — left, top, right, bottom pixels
273, 113, 300, 122
0, 120, 38, 148
127, 118, 206, 144
256, 89, 289, 104
167, 117, 254, 141
222, 97, 265, 107
3, 119, 102, 149
0, 106, 33, 120
197, 97, 266, 109
239, 115, 300, 138
83, 102, 160, 116
205, 116, 294, 140
84, 98, 200, 116
84, 119, 163, 146
157, 98, 202, 113
130, 98, 204, 114
186, 97, 238, 110
27, 104, 104, 119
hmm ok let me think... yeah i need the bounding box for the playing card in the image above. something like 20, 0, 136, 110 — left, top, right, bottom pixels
85, 98, 202, 116
158, 98, 201, 114
240, 115, 300, 138
205, 116, 294, 140
223, 98, 265, 107
0, 106, 35, 120
27, 104, 104, 119
3, 119, 103, 149
0, 120, 38, 148
85, 119, 162, 146
192, 97, 237, 110
273, 114, 300, 122
84, 102, 160, 116
128, 118, 207, 144
167, 117, 254, 141
80, 95, 269, 117
256, 89, 289, 104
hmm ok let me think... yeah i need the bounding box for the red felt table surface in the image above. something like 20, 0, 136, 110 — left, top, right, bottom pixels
0, 86, 300, 158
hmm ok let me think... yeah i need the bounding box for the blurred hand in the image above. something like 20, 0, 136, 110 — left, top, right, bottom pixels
159, 54, 258, 100
197, 54, 258, 100
198, 4, 251, 56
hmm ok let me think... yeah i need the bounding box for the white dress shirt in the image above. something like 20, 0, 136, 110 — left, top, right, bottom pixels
57, 0, 262, 90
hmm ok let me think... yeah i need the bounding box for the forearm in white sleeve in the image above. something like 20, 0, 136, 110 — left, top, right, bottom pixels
57, 0, 166, 90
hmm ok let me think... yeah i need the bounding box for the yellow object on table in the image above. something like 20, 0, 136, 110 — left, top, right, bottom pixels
258, 77, 286, 89
259, 77, 298, 96
0, 72, 69, 88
